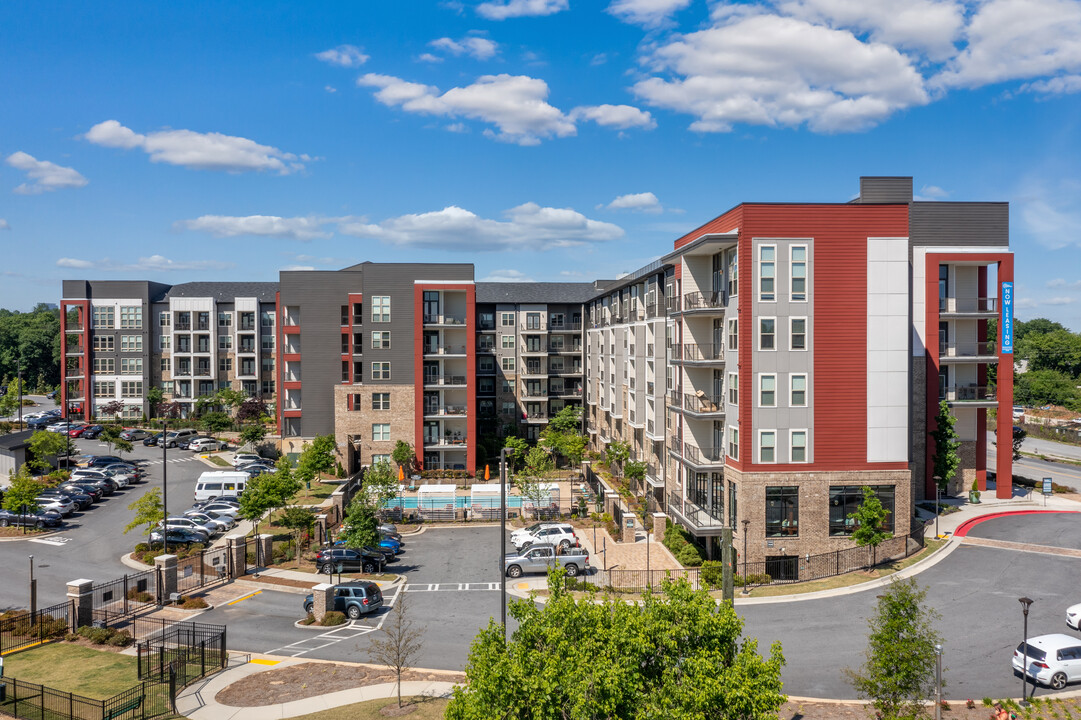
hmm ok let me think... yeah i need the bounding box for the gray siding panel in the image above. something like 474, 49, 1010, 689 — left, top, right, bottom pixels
910, 203, 1009, 248
858, 177, 913, 204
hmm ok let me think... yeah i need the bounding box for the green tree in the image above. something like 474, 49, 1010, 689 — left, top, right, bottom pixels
523, 446, 553, 476
123, 488, 164, 538
1012, 425, 1027, 460
338, 497, 380, 550
605, 439, 630, 476
446, 570, 786, 720
295, 434, 338, 488
624, 459, 647, 489
0, 305, 62, 393
929, 400, 960, 494
278, 506, 316, 552
146, 386, 164, 418
238, 457, 302, 540
846, 578, 943, 720
364, 459, 401, 507
113, 436, 134, 457
849, 487, 893, 567
1015, 369, 1081, 410
391, 440, 415, 473
0, 379, 25, 417
547, 404, 583, 434
502, 436, 529, 472
239, 423, 267, 451
1017, 328, 1081, 377
201, 411, 232, 438
2, 467, 41, 514
27, 430, 68, 471
99, 424, 123, 454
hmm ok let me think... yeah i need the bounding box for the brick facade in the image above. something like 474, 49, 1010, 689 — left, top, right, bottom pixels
333, 384, 416, 471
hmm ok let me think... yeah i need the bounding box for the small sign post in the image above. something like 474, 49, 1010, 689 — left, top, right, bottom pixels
1042, 478, 1053, 506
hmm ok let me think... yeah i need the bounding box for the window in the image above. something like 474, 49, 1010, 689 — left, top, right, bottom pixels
525, 313, 541, 330
501, 312, 515, 327
758, 430, 776, 463
727, 319, 738, 351
261, 309, 275, 328
160, 335, 170, 351
728, 425, 739, 459
120, 335, 142, 352
371, 331, 391, 349
791, 246, 807, 301
261, 335, 274, 351
478, 335, 494, 350
258, 380, 273, 396
479, 312, 494, 329
501, 379, 513, 393
550, 313, 564, 328
372, 393, 390, 410
218, 335, 232, 351
93, 358, 115, 373
240, 358, 256, 376
119, 306, 142, 329
791, 374, 807, 407
371, 296, 390, 323
502, 357, 516, 371
159, 311, 170, 327
765, 487, 799, 537
791, 430, 807, 463
92, 306, 114, 329
161, 381, 173, 394
501, 401, 516, 416
93, 381, 115, 397
728, 372, 738, 405
501, 335, 515, 349
790, 317, 807, 351
93, 335, 114, 352
342, 360, 350, 382
120, 358, 142, 375
121, 381, 142, 398
341, 305, 349, 326
478, 356, 494, 373
219, 357, 232, 372
759, 246, 776, 301
759, 374, 776, 407
371, 362, 391, 380
261, 357, 274, 374
161, 358, 170, 373
372, 423, 391, 441
218, 312, 232, 327
829, 486, 895, 535
759, 318, 776, 350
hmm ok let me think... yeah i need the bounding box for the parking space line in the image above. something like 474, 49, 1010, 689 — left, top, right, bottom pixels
225, 590, 262, 606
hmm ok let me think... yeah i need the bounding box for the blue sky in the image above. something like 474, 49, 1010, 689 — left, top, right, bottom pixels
2, 0, 1080, 329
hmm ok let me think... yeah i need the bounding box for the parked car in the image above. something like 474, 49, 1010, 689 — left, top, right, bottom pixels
504, 543, 589, 578
45, 390, 57, 399
81, 425, 105, 439
163, 429, 198, 448
183, 510, 236, 531
144, 432, 163, 447
26, 417, 53, 430
237, 463, 276, 478
1068, 603, 1081, 631
0, 507, 63, 529
195, 502, 240, 518
119, 429, 150, 441
510, 522, 573, 547
183, 513, 230, 535
59, 482, 102, 503
40, 487, 92, 511
1013, 634, 1081, 690
67, 424, 90, 437
102, 463, 143, 481
314, 547, 387, 575
148, 528, 205, 547
46, 421, 77, 434
514, 524, 579, 551
67, 475, 116, 496
86, 456, 126, 468
93, 468, 131, 489
34, 494, 75, 516
232, 453, 263, 468
157, 517, 211, 541
302, 581, 383, 620
189, 437, 227, 452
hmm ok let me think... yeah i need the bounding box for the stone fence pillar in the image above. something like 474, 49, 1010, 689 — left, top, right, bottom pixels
652, 513, 667, 544
154, 554, 178, 603
310, 582, 335, 622
225, 535, 247, 579
66, 579, 94, 631
254, 533, 273, 569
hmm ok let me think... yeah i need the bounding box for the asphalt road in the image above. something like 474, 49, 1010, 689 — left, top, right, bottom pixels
987, 430, 1081, 492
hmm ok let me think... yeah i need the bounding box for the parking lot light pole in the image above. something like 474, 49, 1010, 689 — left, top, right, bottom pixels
499, 447, 507, 644
934, 644, 942, 720
741, 519, 750, 595
162, 419, 168, 555
28, 555, 36, 616
1019, 597, 1033, 705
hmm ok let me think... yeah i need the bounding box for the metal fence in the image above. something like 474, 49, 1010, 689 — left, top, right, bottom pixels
0, 602, 73, 656
136, 620, 226, 681
91, 570, 156, 618
176, 546, 230, 595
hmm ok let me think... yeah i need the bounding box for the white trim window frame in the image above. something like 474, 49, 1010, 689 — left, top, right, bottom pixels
728, 425, 739, 460
727, 372, 738, 406
758, 244, 776, 302
790, 316, 808, 352
727, 318, 738, 351
758, 429, 777, 464
790, 429, 809, 463
790, 373, 808, 407
759, 317, 777, 351
758, 373, 777, 407
790, 244, 808, 302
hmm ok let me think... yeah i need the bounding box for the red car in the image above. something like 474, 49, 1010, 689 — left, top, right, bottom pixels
68, 424, 90, 437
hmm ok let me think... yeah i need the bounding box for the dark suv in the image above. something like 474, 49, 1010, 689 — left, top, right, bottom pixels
315, 547, 387, 575
303, 581, 383, 620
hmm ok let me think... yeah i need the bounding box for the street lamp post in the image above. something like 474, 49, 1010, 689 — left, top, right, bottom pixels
28, 555, 36, 616
499, 447, 507, 644
162, 419, 169, 555
16, 345, 23, 428
741, 519, 750, 595
1019, 597, 1034, 704
934, 644, 943, 720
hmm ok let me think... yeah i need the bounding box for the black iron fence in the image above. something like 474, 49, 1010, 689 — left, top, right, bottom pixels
0, 602, 72, 656
91, 570, 156, 618
176, 546, 230, 595
136, 620, 226, 681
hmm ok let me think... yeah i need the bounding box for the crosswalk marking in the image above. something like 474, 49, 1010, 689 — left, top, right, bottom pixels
263, 586, 401, 658
403, 582, 500, 593
29, 536, 72, 546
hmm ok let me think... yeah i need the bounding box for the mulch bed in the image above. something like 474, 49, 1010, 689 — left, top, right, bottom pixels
215, 662, 462, 707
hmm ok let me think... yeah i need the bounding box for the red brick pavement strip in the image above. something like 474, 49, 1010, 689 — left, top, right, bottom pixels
961, 535, 1081, 559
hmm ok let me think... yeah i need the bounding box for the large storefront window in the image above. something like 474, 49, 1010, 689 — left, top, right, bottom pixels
829, 486, 895, 536
765, 486, 799, 537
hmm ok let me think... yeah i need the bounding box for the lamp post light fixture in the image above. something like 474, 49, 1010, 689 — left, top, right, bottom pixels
499, 447, 508, 645
162, 419, 169, 555
1019, 596, 1034, 704
741, 519, 750, 596
934, 644, 943, 720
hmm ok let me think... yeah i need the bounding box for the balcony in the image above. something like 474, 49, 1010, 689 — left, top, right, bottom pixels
670, 442, 725, 469
939, 341, 998, 362
939, 297, 997, 316
175, 321, 192, 331
521, 345, 547, 356
423, 435, 469, 448
681, 290, 727, 314
671, 344, 725, 365
552, 387, 583, 398
424, 404, 468, 417
549, 321, 582, 332
424, 314, 467, 326
424, 374, 467, 387
645, 303, 663, 319
65, 323, 84, 332
670, 392, 725, 418
522, 387, 549, 398
423, 344, 467, 356
522, 412, 548, 423
667, 492, 725, 535
943, 385, 996, 406
547, 343, 582, 354
476, 344, 495, 354
520, 322, 547, 332
665, 296, 681, 313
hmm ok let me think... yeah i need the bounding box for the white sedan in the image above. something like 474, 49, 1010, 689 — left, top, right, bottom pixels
1067, 603, 1081, 630
189, 437, 227, 452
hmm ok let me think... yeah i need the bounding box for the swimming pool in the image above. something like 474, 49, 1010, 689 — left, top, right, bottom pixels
382, 496, 533, 509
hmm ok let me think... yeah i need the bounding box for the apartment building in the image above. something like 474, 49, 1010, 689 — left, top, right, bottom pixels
60, 281, 278, 421
475, 283, 592, 442
586, 177, 1013, 566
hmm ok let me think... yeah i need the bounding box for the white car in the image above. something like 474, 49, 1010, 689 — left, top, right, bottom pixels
232, 453, 263, 468
182, 513, 229, 535
196, 502, 240, 518
35, 495, 75, 517
1067, 603, 1081, 630
1013, 634, 1081, 690
159, 517, 212, 540
514, 523, 578, 551
510, 522, 572, 547
189, 437, 227, 452
184, 510, 236, 531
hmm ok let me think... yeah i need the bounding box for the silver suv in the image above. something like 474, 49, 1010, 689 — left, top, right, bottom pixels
164, 429, 198, 448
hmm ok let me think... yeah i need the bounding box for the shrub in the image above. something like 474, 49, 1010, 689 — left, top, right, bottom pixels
106, 630, 133, 647
677, 544, 704, 567
134, 543, 150, 553
734, 573, 773, 587
319, 611, 347, 626
181, 597, 209, 609
700, 560, 725, 589
300, 613, 316, 626
126, 588, 154, 603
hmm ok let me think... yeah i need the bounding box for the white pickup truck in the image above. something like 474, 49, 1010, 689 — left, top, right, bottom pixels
504, 543, 590, 578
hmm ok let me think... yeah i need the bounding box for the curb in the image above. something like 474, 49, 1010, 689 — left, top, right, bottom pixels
953, 509, 1080, 537
0, 529, 64, 543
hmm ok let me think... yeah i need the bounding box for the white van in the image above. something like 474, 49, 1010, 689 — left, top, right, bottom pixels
193, 471, 248, 503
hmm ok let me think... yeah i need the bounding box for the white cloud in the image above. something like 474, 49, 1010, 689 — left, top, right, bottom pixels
357, 72, 576, 145
280, 265, 317, 272
430, 36, 499, 60
325, 85, 338, 93
338, 202, 623, 251
777, 0, 965, 61
418, 53, 445, 63
314, 45, 369, 68
1021, 74, 1081, 95
604, 192, 663, 213
934, 0, 1081, 90
5, 152, 88, 194
915, 184, 950, 200
591, 53, 608, 66
56, 255, 235, 272
475, 0, 567, 20
0, 219, 9, 230
1016, 177, 1081, 250
634, 9, 929, 133
176, 215, 336, 241
1045, 297, 1076, 306
481, 269, 535, 282
607, 0, 691, 28
1016, 297, 1040, 310
570, 104, 657, 129
1047, 278, 1081, 288
84, 120, 309, 174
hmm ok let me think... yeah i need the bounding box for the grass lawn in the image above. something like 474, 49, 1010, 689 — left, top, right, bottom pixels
288, 696, 449, 719
3, 643, 140, 699
292, 482, 338, 506
206, 455, 231, 467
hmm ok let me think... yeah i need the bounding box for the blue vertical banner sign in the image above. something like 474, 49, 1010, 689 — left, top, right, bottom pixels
1001, 281, 1014, 354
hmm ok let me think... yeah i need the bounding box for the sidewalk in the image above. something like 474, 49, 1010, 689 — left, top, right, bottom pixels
176, 655, 458, 720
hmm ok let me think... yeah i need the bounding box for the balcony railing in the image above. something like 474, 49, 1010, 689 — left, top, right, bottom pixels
665, 296, 681, 313
424, 435, 469, 447
682, 290, 727, 312
522, 365, 547, 376
423, 345, 467, 355
549, 321, 582, 332
943, 385, 996, 402
523, 412, 548, 421
547, 344, 582, 353
424, 314, 467, 325
521, 345, 547, 355
672, 344, 725, 363
424, 375, 467, 386
675, 392, 725, 415
175, 321, 192, 331
521, 322, 547, 332
645, 303, 663, 319
553, 387, 583, 397
939, 297, 997, 314
522, 387, 549, 398
65, 323, 84, 332
939, 341, 997, 358
671, 442, 725, 466
424, 405, 468, 416
667, 492, 724, 530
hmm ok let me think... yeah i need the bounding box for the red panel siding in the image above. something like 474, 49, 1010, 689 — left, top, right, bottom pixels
674, 206, 743, 250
